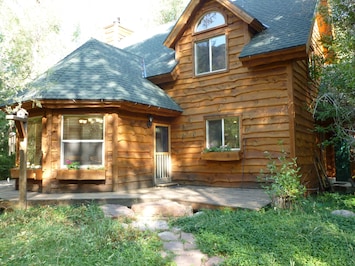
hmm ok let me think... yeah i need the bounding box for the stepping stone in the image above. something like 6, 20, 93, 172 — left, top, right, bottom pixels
181, 232, 197, 250
206, 256, 224, 266
331, 209, 355, 217
100, 204, 135, 218
163, 241, 184, 252
131, 219, 169, 231
173, 250, 208, 266
131, 199, 193, 218
158, 231, 180, 241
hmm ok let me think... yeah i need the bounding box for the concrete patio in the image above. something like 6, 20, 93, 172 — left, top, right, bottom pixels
0, 180, 271, 211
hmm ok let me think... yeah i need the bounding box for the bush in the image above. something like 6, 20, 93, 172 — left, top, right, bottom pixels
0, 113, 15, 180
258, 148, 306, 208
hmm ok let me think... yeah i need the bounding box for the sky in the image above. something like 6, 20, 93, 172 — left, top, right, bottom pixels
52, 0, 189, 40
2, 0, 189, 74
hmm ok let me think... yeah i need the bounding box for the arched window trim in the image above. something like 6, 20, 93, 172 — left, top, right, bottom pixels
194, 11, 226, 33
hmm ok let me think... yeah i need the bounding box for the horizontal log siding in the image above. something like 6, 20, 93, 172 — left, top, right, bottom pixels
167, 5, 292, 187
292, 60, 319, 188
45, 110, 156, 192
114, 114, 154, 190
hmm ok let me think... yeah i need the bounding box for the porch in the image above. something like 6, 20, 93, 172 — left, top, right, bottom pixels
1, 180, 271, 211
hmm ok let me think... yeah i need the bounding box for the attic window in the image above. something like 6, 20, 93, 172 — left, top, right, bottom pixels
195, 11, 225, 32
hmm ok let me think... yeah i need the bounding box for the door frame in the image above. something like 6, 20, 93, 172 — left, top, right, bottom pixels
153, 124, 171, 185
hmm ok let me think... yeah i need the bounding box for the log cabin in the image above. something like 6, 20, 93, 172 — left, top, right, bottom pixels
5, 0, 332, 193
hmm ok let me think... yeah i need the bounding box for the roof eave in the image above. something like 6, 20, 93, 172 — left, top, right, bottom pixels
239, 45, 308, 67
147, 66, 179, 85
26, 99, 182, 117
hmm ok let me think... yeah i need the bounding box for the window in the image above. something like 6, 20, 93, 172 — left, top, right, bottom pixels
195, 35, 226, 75
27, 117, 42, 167
194, 11, 227, 75
195, 12, 225, 32
61, 115, 104, 168
206, 117, 240, 150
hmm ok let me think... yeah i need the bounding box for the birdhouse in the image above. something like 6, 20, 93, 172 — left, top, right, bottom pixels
16, 108, 28, 119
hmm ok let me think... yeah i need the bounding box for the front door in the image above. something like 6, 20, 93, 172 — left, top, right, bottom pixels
154, 125, 171, 184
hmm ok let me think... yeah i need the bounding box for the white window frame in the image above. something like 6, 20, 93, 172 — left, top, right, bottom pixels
194, 34, 226, 75
206, 117, 240, 150
61, 115, 105, 169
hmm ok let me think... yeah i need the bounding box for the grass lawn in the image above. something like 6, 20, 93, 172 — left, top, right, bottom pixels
0, 193, 354, 266
0, 204, 171, 266
172, 193, 355, 266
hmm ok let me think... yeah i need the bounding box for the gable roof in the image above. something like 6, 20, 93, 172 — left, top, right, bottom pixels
164, 0, 265, 49
235, 0, 318, 58
164, 0, 317, 61
17, 38, 182, 113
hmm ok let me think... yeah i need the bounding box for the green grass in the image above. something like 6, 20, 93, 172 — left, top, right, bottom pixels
1, 194, 354, 266
171, 193, 355, 266
0, 204, 171, 266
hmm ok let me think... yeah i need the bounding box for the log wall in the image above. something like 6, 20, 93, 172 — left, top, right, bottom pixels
38, 109, 158, 192
166, 3, 297, 187
291, 60, 319, 188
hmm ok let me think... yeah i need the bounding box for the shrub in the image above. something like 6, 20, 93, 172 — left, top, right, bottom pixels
258, 148, 306, 208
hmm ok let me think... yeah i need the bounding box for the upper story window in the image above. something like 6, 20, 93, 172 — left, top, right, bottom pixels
195, 12, 225, 32
194, 11, 227, 75
61, 115, 104, 168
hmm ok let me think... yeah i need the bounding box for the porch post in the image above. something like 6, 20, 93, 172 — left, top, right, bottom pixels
6, 109, 28, 210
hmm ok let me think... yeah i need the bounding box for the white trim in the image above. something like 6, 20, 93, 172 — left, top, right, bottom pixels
60, 115, 105, 169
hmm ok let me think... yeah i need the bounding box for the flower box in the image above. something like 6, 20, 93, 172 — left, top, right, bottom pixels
10, 168, 43, 180
201, 151, 242, 161
56, 169, 106, 180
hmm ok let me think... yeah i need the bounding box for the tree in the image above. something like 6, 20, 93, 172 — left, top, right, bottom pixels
313, 0, 355, 161
156, 0, 185, 24
0, 0, 77, 179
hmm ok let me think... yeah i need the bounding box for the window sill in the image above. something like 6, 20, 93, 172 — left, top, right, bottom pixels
201, 151, 242, 161
10, 168, 43, 180
56, 169, 106, 180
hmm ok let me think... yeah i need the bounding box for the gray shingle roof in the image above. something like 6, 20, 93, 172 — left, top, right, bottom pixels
120, 23, 177, 78
123, 0, 317, 75
19, 38, 182, 112
232, 0, 318, 58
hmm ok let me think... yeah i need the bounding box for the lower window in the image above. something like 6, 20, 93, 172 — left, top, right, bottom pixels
27, 117, 42, 167
61, 115, 104, 168
206, 116, 240, 150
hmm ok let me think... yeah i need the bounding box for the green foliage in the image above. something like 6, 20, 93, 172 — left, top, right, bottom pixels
0, 204, 170, 265
203, 145, 231, 153
171, 193, 355, 266
313, 0, 355, 159
156, 0, 185, 24
66, 160, 80, 170
258, 149, 306, 208
0, 113, 15, 179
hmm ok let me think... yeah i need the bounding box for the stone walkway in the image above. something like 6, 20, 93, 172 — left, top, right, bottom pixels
0, 180, 272, 265
100, 201, 224, 266
0, 180, 271, 211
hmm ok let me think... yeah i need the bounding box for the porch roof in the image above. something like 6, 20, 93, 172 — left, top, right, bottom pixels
17, 38, 182, 113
